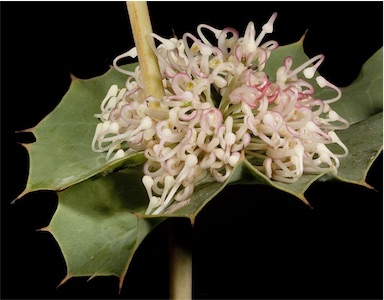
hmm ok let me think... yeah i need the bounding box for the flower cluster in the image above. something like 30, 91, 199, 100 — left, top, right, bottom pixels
92, 13, 349, 214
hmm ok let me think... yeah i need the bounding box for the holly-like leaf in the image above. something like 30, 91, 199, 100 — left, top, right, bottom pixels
320, 48, 383, 125
17, 39, 382, 286
331, 112, 383, 185
44, 166, 163, 290
17, 64, 143, 199
264, 37, 383, 125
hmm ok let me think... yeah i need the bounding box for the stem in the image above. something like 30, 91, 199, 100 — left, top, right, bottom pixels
125, 2, 192, 299
168, 218, 193, 300
126, 1, 165, 98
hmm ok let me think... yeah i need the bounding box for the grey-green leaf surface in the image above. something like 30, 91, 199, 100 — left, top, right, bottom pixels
332, 112, 383, 185
322, 48, 383, 125
18, 40, 382, 285
18, 63, 144, 198
46, 167, 163, 290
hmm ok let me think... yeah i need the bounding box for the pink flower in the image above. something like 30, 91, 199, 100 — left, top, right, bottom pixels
92, 13, 350, 214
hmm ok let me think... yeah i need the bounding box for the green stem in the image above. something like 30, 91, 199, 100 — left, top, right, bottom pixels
168, 218, 193, 300
125, 2, 193, 299
126, 1, 164, 98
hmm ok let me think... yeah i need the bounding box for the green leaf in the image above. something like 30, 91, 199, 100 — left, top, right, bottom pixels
45, 166, 163, 289
264, 39, 383, 124
18, 38, 382, 286
331, 112, 383, 185
321, 48, 383, 124
18, 64, 143, 198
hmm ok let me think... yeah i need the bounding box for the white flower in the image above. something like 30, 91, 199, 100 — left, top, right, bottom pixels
92, 13, 350, 214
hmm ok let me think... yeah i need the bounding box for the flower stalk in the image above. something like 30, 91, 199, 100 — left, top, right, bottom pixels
126, 2, 192, 299
168, 218, 193, 300
126, 1, 164, 98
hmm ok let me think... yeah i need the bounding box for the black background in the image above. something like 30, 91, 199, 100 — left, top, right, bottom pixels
1, 1, 383, 299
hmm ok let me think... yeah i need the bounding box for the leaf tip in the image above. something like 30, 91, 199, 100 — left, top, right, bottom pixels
361, 181, 376, 191
12, 188, 30, 203
57, 274, 72, 288
298, 30, 307, 45
15, 127, 35, 134
69, 73, 78, 83
189, 216, 196, 227
37, 225, 52, 233
87, 273, 98, 282
118, 275, 125, 294
298, 195, 312, 208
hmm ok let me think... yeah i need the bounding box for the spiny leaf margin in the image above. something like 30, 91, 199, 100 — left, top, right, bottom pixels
16, 64, 146, 200
44, 166, 164, 290
17, 39, 382, 288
